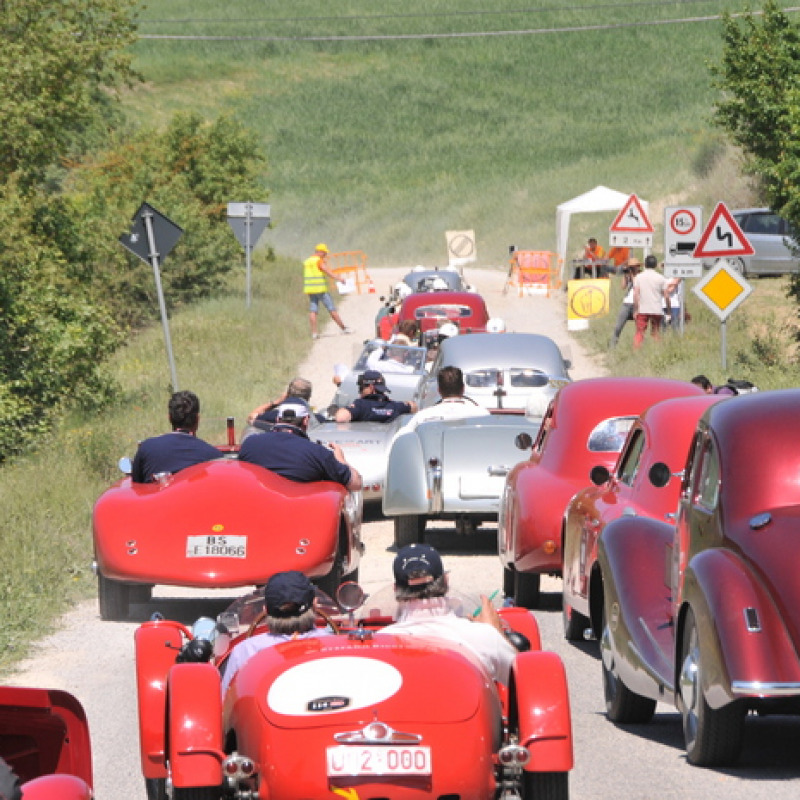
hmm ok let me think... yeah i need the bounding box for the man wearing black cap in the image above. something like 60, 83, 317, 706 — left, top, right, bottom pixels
239, 398, 362, 490
334, 370, 417, 423
380, 543, 517, 684
220, 571, 329, 695
131, 390, 221, 483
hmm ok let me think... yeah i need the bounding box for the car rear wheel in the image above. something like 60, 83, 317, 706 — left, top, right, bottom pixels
145, 778, 166, 800
679, 608, 745, 766
562, 601, 590, 642
130, 584, 153, 604
513, 570, 541, 609
173, 788, 222, 799
98, 572, 130, 621
394, 515, 425, 548
502, 566, 515, 600
522, 770, 568, 800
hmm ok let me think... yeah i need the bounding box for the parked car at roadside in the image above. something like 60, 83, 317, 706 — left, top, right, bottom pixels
599, 389, 800, 766
498, 378, 705, 609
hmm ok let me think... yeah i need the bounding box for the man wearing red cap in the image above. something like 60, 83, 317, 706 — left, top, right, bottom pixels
303, 243, 352, 340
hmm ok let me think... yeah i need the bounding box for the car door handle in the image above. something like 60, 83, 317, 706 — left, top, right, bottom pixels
487, 465, 510, 476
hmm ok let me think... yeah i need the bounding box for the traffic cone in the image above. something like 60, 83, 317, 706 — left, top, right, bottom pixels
367, 275, 376, 293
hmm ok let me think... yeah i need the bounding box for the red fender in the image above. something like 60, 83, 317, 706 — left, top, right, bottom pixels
168, 663, 224, 789
498, 606, 542, 651
21, 774, 93, 799
511, 651, 573, 772
135, 620, 188, 779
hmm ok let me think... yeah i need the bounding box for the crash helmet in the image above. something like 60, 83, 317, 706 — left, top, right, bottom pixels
432, 277, 448, 291
486, 317, 506, 333
395, 283, 412, 300
439, 322, 459, 339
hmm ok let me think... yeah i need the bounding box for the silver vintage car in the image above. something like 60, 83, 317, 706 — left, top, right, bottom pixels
382, 332, 572, 547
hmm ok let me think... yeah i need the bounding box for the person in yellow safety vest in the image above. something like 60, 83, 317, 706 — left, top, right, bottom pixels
303, 243, 353, 340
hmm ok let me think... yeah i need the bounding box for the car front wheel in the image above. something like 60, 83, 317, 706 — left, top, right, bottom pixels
679, 608, 745, 766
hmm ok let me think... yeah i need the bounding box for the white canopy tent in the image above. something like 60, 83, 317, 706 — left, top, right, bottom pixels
555, 185, 649, 282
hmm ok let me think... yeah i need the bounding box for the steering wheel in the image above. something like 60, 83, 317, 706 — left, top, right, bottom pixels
245, 605, 340, 638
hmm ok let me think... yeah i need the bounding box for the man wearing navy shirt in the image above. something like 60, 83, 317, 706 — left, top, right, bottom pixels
239, 398, 362, 491
334, 370, 417, 423
131, 390, 221, 483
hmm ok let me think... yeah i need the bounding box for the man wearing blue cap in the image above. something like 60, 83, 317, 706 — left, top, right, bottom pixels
334, 370, 417, 423
380, 543, 516, 684
221, 571, 329, 695
239, 397, 362, 490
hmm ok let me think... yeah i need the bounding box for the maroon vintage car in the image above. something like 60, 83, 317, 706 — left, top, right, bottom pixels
599, 389, 800, 766
0, 685, 93, 798
396, 290, 490, 335
498, 377, 705, 608
561, 394, 724, 641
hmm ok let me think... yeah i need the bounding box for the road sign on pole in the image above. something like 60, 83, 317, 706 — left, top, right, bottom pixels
119, 203, 183, 391
693, 202, 754, 259
609, 194, 653, 247
227, 202, 271, 308
664, 205, 703, 277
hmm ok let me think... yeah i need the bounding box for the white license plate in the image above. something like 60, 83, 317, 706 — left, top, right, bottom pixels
185, 534, 247, 559
326, 745, 431, 777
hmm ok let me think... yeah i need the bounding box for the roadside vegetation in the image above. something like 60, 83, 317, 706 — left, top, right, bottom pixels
4, 0, 800, 672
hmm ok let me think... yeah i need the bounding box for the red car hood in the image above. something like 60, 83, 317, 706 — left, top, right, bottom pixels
93, 460, 344, 586
230, 634, 487, 728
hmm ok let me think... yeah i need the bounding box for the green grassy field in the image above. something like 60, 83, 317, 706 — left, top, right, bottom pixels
126, 0, 773, 264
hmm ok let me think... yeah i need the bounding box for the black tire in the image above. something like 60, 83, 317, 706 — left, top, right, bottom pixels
130, 584, 153, 604
394, 515, 425, 548
522, 770, 569, 800
602, 651, 657, 724
679, 608, 745, 766
173, 787, 222, 800
562, 601, 590, 642
313, 553, 344, 599
502, 566, 515, 601
513, 570, 541, 609
145, 778, 166, 800
98, 572, 130, 621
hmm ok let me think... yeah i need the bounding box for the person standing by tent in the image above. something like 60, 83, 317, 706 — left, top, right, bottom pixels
303, 243, 352, 340
632, 255, 670, 348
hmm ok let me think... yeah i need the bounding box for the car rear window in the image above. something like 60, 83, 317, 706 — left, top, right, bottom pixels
464, 368, 548, 388
414, 304, 473, 320
587, 416, 637, 452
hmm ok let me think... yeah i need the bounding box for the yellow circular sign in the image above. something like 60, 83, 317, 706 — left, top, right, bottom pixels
569, 285, 608, 319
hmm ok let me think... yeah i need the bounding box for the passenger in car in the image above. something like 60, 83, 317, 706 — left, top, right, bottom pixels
131, 390, 221, 483
334, 370, 417, 423
220, 571, 330, 695
379, 544, 517, 684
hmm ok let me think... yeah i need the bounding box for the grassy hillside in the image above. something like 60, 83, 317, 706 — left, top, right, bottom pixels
127, 0, 773, 264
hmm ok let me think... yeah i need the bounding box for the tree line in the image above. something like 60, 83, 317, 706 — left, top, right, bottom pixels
0, 0, 268, 461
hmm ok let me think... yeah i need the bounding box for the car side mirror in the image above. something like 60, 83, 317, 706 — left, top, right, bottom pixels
590, 465, 611, 485
648, 462, 672, 488
515, 432, 534, 451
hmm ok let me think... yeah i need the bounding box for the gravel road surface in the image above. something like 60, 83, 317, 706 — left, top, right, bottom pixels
7, 267, 799, 798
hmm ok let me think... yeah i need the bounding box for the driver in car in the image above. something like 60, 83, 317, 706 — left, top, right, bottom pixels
379, 544, 517, 684
220, 571, 330, 695
334, 370, 417, 423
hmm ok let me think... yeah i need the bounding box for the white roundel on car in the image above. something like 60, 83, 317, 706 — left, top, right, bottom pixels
267, 656, 403, 716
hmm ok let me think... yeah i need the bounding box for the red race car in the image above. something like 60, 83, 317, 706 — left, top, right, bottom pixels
395, 290, 490, 335
93, 428, 363, 620
134, 586, 574, 800
599, 389, 800, 766
498, 377, 705, 609
0, 685, 93, 799
561, 394, 724, 642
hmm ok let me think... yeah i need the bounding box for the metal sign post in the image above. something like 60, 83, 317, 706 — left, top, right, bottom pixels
227, 202, 271, 308
119, 202, 183, 391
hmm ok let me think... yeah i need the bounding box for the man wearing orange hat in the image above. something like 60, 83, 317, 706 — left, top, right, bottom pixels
303, 243, 352, 340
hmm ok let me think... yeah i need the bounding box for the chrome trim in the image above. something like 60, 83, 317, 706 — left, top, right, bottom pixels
731, 681, 800, 697
429, 458, 443, 514
743, 607, 761, 632
487, 465, 511, 477
334, 720, 422, 745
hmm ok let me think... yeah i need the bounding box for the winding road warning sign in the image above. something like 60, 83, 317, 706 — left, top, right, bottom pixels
693, 202, 754, 259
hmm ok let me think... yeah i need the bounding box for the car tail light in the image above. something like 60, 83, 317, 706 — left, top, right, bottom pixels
222, 752, 258, 782
542, 540, 557, 555
498, 743, 530, 767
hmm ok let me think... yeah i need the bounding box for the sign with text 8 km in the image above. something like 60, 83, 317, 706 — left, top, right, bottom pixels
664, 206, 703, 278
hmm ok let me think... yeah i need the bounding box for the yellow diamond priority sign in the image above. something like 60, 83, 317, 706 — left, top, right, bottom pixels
692, 259, 752, 321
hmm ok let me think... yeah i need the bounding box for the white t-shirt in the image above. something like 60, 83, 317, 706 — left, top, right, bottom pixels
380, 598, 516, 684
397, 397, 489, 436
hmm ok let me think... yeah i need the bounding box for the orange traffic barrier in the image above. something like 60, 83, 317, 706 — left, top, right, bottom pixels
329, 250, 375, 294
504, 250, 561, 297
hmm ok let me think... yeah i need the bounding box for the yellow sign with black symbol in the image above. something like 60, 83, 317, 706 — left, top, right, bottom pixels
567, 278, 610, 329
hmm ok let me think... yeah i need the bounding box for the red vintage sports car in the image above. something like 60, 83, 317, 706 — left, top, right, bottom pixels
396, 290, 490, 335
135, 585, 573, 800
0, 685, 93, 799
561, 394, 724, 642
93, 430, 363, 621
498, 377, 705, 608
599, 389, 800, 766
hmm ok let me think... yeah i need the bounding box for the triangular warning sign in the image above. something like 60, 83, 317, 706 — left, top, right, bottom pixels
609, 194, 654, 233
693, 202, 755, 258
